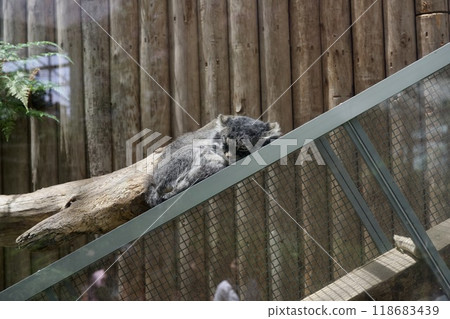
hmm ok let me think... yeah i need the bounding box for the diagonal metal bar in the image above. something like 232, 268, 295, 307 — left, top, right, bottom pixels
316, 136, 392, 253
344, 119, 450, 297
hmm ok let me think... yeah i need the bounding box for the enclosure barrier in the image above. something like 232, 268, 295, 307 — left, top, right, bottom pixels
0, 44, 449, 301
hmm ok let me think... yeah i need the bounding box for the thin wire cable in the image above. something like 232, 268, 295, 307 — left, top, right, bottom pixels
250, 177, 376, 301
255, 0, 380, 123
71, 0, 200, 126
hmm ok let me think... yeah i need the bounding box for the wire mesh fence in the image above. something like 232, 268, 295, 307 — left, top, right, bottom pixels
20, 64, 450, 301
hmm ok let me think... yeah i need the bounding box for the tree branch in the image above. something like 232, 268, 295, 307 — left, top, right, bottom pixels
0, 153, 160, 250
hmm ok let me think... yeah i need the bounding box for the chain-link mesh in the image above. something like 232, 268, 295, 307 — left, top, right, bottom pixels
29, 65, 449, 301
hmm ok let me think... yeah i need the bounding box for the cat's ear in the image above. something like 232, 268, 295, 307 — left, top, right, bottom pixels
218, 114, 230, 124
267, 122, 281, 135
217, 114, 230, 131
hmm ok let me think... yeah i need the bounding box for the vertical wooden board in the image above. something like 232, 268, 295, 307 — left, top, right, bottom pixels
28, 0, 58, 192
416, 13, 449, 56
205, 189, 236, 300
320, 0, 358, 278
228, 0, 260, 118
197, 2, 233, 299
416, 0, 448, 14
168, 0, 201, 137
144, 223, 178, 300
177, 206, 207, 300
139, 0, 173, 300
258, 0, 296, 300
55, 0, 87, 184
140, 0, 171, 137
110, 0, 140, 171
384, 0, 419, 234
2, 0, 32, 289
55, 0, 88, 288
109, 0, 142, 300
27, 0, 60, 272
228, 0, 266, 300
416, 13, 450, 228
198, 0, 230, 122
117, 241, 145, 300
351, 0, 388, 261
298, 161, 330, 296
290, 0, 324, 126
168, 0, 203, 300
80, 0, 112, 177
289, 0, 327, 297
384, 0, 417, 75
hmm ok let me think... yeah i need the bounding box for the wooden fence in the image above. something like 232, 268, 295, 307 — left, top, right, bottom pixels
0, 0, 449, 298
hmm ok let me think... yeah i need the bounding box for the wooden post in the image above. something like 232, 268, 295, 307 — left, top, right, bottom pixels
168, 0, 204, 300
54, 0, 89, 291
139, 0, 171, 137
198, 0, 230, 120
351, 0, 387, 262
1, 0, 31, 288
228, 0, 266, 300
258, 0, 296, 300
383, 0, 419, 237
139, 0, 174, 301
290, 0, 328, 297
80, 0, 112, 177
109, 0, 143, 300
320, 0, 358, 280
416, 0, 450, 228
197, 0, 234, 300
55, 0, 86, 183
27, 0, 60, 274
168, 0, 201, 137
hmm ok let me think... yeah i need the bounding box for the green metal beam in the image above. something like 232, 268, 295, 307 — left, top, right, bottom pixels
316, 136, 392, 253
344, 119, 450, 297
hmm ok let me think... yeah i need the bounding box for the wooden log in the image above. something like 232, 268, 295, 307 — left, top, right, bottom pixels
139, 0, 174, 300
1, 0, 32, 289
198, 0, 233, 300
289, 0, 328, 297
351, 0, 388, 262
416, 0, 448, 13
110, 0, 140, 171
416, 11, 450, 228
109, 0, 142, 301
198, 0, 230, 120
416, 13, 449, 57
383, 0, 419, 235
320, 0, 359, 279
55, 0, 86, 183
81, 0, 112, 177
139, 0, 171, 137
168, 0, 204, 300
168, 0, 201, 137
290, 0, 324, 126
54, 0, 89, 285
258, 0, 296, 300
228, 0, 266, 300
0, 154, 158, 250
27, 0, 60, 274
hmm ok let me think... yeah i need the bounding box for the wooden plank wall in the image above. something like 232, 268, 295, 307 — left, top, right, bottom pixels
1, 0, 449, 300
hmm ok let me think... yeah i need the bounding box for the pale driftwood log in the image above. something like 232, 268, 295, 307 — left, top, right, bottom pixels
0, 153, 160, 250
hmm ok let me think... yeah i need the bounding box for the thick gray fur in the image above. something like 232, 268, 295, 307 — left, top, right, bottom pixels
146, 114, 281, 207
